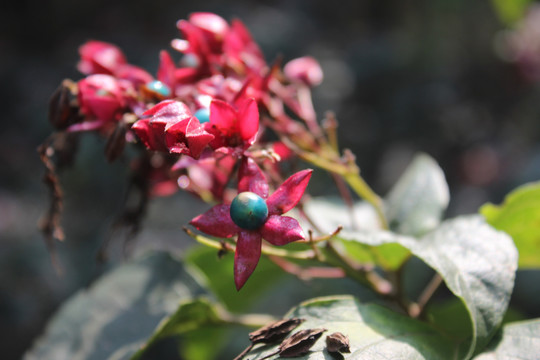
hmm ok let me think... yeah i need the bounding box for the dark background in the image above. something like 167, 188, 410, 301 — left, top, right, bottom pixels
2, 0, 540, 358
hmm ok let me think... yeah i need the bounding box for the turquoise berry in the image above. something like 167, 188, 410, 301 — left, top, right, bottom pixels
194, 108, 210, 124
145, 80, 171, 97
230, 192, 268, 230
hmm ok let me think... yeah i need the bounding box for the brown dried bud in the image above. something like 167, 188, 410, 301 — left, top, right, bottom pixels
326, 332, 350, 353
277, 328, 326, 358
49, 79, 80, 129
105, 120, 127, 162
249, 318, 304, 344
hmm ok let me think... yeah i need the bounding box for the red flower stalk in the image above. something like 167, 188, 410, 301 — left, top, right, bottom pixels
190, 157, 312, 290
132, 100, 214, 159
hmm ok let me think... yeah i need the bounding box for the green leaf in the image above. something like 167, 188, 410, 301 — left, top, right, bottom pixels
243, 295, 457, 359
480, 181, 540, 268
491, 0, 534, 25
302, 196, 381, 232
404, 216, 517, 358
24, 251, 207, 360
473, 318, 540, 360
339, 216, 518, 358
301, 197, 410, 270
184, 245, 287, 314
384, 153, 449, 237
132, 298, 228, 360
426, 299, 474, 341
337, 230, 412, 270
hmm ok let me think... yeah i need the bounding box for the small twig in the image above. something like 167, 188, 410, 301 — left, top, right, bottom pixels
184, 228, 316, 260
268, 255, 345, 280
322, 111, 339, 153
233, 344, 254, 360
325, 242, 392, 295
308, 229, 323, 261
409, 273, 444, 318
37, 136, 65, 275
331, 172, 358, 230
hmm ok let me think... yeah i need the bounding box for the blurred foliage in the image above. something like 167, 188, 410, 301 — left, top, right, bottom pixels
481, 181, 540, 268
491, 0, 535, 25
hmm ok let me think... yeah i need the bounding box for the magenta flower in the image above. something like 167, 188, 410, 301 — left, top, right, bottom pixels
284, 56, 324, 87
132, 100, 214, 159
78, 40, 154, 88
205, 98, 259, 150
71, 74, 129, 132
190, 157, 312, 290
223, 19, 266, 73
78, 40, 127, 75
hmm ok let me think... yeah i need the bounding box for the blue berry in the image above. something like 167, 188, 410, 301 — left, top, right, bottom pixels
230, 192, 268, 230
194, 108, 210, 124
145, 80, 171, 97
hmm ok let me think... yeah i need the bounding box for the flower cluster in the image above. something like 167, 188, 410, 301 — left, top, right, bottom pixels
46, 12, 325, 289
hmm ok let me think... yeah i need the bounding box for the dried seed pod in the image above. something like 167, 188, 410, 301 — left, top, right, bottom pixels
277, 328, 326, 357
49, 79, 80, 129
326, 332, 350, 353
105, 120, 127, 162
249, 318, 304, 344
234, 318, 304, 360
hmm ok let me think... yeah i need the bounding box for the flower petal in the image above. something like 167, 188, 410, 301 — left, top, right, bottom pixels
115, 64, 153, 87
145, 101, 193, 129
157, 50, 176, 88
283, 56, 323, 87
238, 97, 259, 142
132, 118, 168, 152
78, 40, 127, 75
190, 204, 239, 238
238, 157, 268, 198
266, 169, 313, 215
234, 230, 262, 290
189, 12, 229, 38
260, 215, 305, 246
209, 99, 237, 136
185, 117, 214, 159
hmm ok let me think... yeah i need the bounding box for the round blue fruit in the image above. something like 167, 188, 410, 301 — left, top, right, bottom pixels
194, 108, 210, 124
145, 80, 171, 97
230, 192, 268, 230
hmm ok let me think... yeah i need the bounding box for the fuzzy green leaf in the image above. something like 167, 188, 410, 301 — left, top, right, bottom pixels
131, 298, 228, 360
24, 252, 207, 360
242, 295, 456, 359
384, 153, 449, 237
339, 216, 518, 358
473, 318, 540, 359
491, 0, 534, 25
480, 181, 540, 268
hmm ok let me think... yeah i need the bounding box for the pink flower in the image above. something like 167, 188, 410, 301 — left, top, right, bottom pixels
224, 19, 267, 74
72, 74, 128, 131
190, 157, 312, 290
205, 98, 259, 149
284, 56, 323, 87
78, 41, 127, 75
78, 40, 153, 88
173, 13, 229, 80
172, 151, 236, 201
132, 100, 214, 159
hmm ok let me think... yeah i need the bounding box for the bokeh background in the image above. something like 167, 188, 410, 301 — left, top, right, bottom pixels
2, 0, 540, 358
